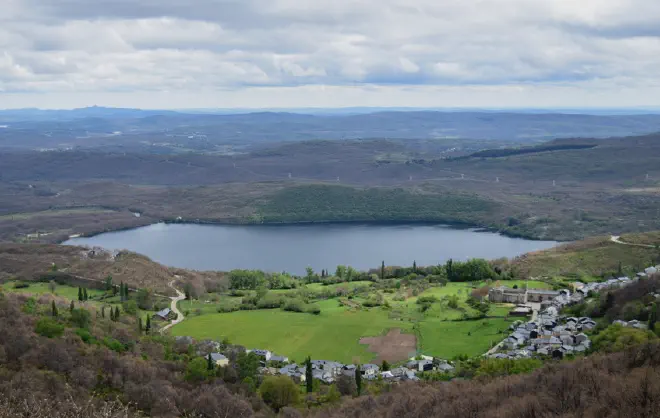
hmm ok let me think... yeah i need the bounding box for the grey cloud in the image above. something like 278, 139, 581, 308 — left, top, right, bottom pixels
2, 0, 660, 106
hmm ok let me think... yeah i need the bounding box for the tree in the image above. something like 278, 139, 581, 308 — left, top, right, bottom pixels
184, 283, 192, 300
305, 356, 313, 393
136, 288, 154, 310
120, 282, 126, 302
105, 275, 113, 291
101, 306, 105, 319
381, 261, 385, 280
381, 360, 390, 371
336, 374, 357, 396
137, 317, 143, 334
413, 260, 417, 273
69, 301, 74, 312
305, 266, 315, 282
259, 376, 300, 412
71, 308, 91, 329
78, 287, 83, 302
145, 315, 151, 334
446, 259, 454, 281
83, 288, 88, 301
185, 357, 209, 382
114, 306, 120, 321
649, 302, 658, 333
112, 284, 118, 296
237, 352, 260, 381
48, 280, 56, 294
355, 365, 362, 396
207, 354, 215, 371
51, 300, 58, 317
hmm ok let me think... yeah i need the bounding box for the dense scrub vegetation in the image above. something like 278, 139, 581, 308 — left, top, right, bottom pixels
458, 143, 597, 159
257, 185, 497, 225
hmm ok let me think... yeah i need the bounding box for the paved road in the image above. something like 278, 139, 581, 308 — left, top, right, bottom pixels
160, 279, 186, 334
611, 235, 656, 248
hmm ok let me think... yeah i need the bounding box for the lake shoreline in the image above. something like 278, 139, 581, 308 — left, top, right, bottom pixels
58, 217, 558, 243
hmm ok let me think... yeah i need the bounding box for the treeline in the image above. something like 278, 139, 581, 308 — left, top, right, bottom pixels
456, 143, 597, 160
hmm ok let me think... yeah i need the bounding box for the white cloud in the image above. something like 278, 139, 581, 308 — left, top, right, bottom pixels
1, 0, 659, 108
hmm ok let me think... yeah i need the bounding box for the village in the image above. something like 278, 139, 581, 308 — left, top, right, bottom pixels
172, 263, 660, 385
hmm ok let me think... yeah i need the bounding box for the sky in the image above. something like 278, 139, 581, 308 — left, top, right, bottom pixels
1, 0, 660, 109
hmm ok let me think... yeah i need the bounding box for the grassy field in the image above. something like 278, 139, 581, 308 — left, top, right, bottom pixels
1, 281, 105, 299
172, 298, 414, 364
172, 281, 522, 362
417, 317, 512, 358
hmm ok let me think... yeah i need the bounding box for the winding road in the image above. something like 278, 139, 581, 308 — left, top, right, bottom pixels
160, 279, 186, 334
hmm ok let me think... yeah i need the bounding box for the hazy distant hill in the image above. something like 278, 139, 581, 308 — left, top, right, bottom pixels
4, 109, 660, 151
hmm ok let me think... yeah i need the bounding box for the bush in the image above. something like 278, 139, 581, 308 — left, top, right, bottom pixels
416, 296, 439, 305
13, 282, 30, 289
102, 337, 126, 353
70, 308, 91, 329
282, 299, 305, 313
259, 376, 300, 412
306, 304, 321, 315
122, 300, 138, 315
35, 317, 64, 338
75, 328, 95, 344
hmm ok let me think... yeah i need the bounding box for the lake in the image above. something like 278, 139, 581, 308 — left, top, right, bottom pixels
64, 223, 558, 274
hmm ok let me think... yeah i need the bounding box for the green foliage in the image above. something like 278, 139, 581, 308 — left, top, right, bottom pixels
258, 184, 496, 225
476, 358, 544, 377
22, 297, 37, 314
186, 357, 210, 382
78, 287, 83, 302
305, 356, 313, 393
259, 376, 300, 412
122, 300, 138, 316
71, 308, 91, 329
51, 300, 58, 317
136, 288, 154, 310
592, 324, 657, 353
230, 269, 266, 290
35, 317, 64, 338
355, 365, 362, 396
237, 352, 260, 381
446, 259, 498, 282
75, 328, 95, 344
381, 360, 390, 371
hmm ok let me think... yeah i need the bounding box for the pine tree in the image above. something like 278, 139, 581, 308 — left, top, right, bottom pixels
207, 354, 215, 371
146, 315, 151, 334
381, 261, 385, 280
381, 360, 390, 371
70, 301, 75, 312
305, 356, 313, 393
138, 317, 143, 334
78, 287, 83, 301
51, 300, 58, 317
355, 365, 362, 396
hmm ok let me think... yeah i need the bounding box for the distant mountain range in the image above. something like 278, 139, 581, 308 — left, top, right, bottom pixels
3, 107, 660, 150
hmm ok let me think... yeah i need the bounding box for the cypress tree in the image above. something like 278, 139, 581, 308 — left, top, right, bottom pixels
146, 315, 151, 334
413, 260, 417, 273
114, 306, 120, 320
355, 365, 362, 396
78, 287, 83, 301
120, 282, 125, 302
207, 354, 214, 371
83, 288, 88, 301
649, 302, 658, 333
381, 261, 385, 280
70, 300, 74, 312
138, 317, 143, 334
101, 306, 105, 319
381, 360, 390, 371
305, 356, 313, 393
51, 300, 58, 317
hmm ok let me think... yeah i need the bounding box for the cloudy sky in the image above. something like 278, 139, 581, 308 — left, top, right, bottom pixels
2, 0, 660, 109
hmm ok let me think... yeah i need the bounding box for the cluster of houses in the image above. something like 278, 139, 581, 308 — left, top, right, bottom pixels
175, 336, 455, 384
254, 351, 455, 384
488, 266, 659, 360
